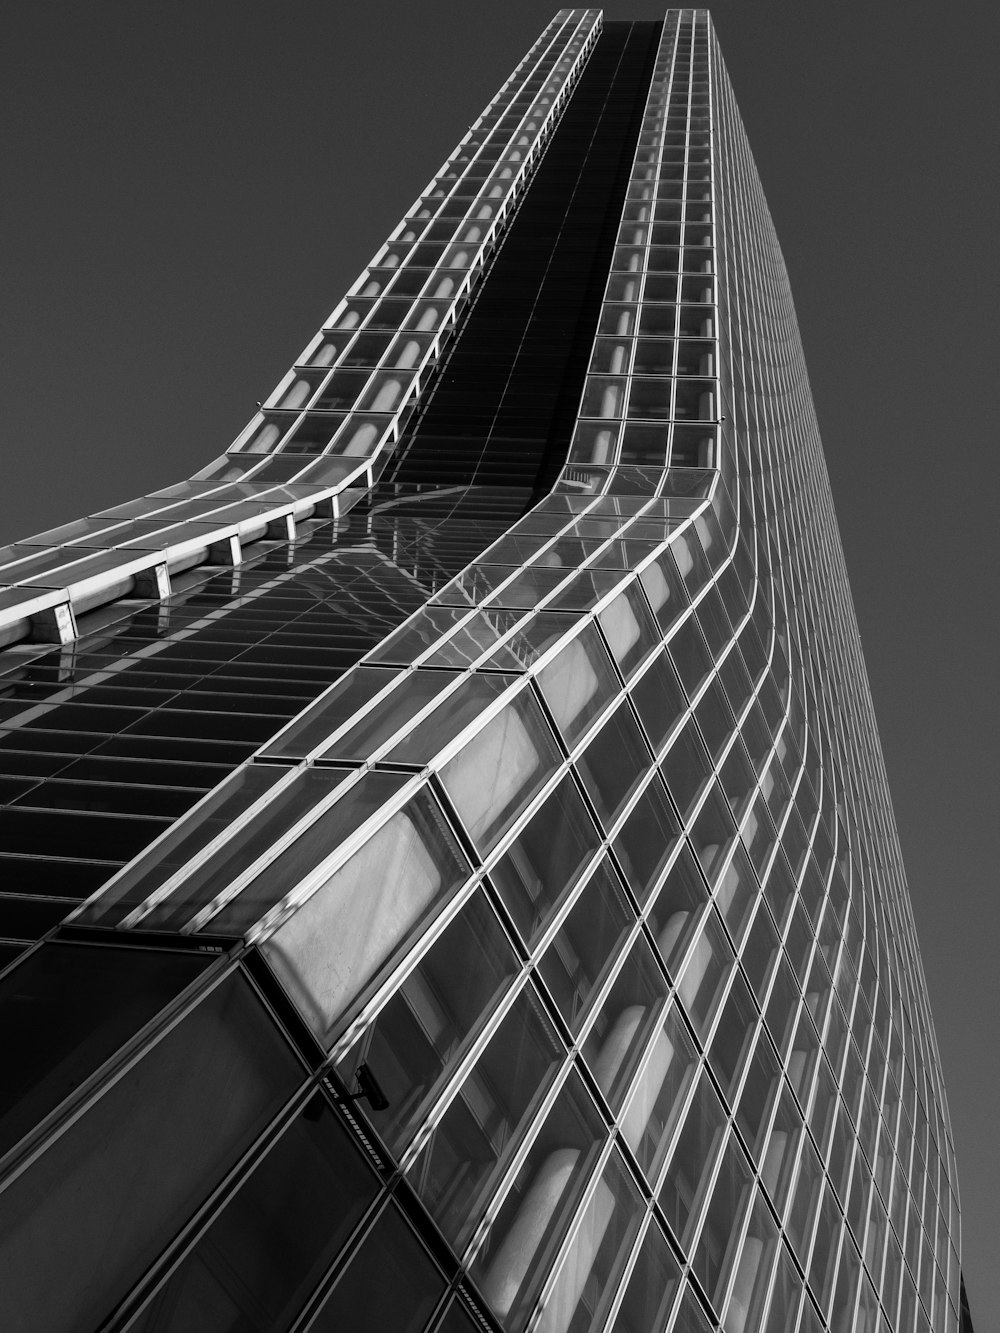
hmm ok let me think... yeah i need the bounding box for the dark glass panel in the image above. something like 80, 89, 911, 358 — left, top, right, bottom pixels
583, 934, 668, 1111
470, 1069, 607, 1332
406, 985, 564, 1248
538, 858, 633, 1035
337, 891, 518, 1157
628, 649, 687, 756
576, 703, 651, 829
0, 940, 212, 1160
608, 1218, 680, 1333
490, 774, 601, 945
308, 1201, 446, 1333
0, 970, 303, 1332
130, 1097, 379, 1332
658, 1066, 726, 1246
612, 774, 682, 905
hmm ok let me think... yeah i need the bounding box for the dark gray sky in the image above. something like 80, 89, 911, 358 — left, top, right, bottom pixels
2, 1, 997, 1318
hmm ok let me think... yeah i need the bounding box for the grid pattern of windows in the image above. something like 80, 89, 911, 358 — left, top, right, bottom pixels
0, 10, 961, 1333
0, 11, 599, 657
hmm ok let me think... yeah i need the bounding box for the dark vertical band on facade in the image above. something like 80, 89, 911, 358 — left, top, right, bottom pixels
388, 22, 661, 496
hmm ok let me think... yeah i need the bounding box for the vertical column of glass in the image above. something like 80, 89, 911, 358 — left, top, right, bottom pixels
560, 15, 719, 499
710, 54, 869, 1333
707, 13, 960, 1333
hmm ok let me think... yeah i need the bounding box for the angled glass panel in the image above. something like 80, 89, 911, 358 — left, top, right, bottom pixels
307, 1199, 447, 1333
535, 1149, 644, 1333
406, 983, 564, 1250
658, 1063, 727, 1247
583, 934, 668, 1112
0, 941, 211, 1163
0, 972, 302, 1333
490, 774, 602, 946
576, 702, 651, 831
607, 1217, 681, 1333
128, 1096, 380, 1332
71, 763, 293, 927
259, 787, 470, 1045
336, 889, 519, 1156
535, 623, 620, 748
440, 689, 563, 854
128, 767, 366, 932
538, 857, 634, 1035
471, 1069, 607, 1333
260, 665, 404, 759
320, 669, 464, 760
387, 673, 517, 764
619, 1000, 699, 1182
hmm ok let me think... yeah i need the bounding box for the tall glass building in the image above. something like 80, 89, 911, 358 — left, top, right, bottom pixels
0, 10, 965, 1333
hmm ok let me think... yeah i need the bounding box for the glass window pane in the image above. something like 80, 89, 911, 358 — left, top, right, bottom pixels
536, 1150, 644, 1333
261, 789, 470, 1046
689, 782, 739, 894
607, 1217, 680, 1333
536, 624, 620, 748
367, 607, 481, 667
647, 841, 711, 975
735, 1030, 783, 1167
598, 585, 659, 682
577, 703, 651, 830
765, 957, 801, 1060
762, 1241, 805, 1333
612, 775, 682, 905
786, 1135, 824, 1261
658, 1065, 726, 1245
741, 900, 781, 1004
140, 767, 375, 932
808, 1056, 839, 1161
336, 891, 519, 1157
441, 690, 563, 853
388, 673, 517, 764
130, 1097, 380, 1332
72, 763, 293, 926
0, 972, 303, 1333
308, 1201, 446, 1333
660, 721, 712, 824
478, 609, 586, 672
670, 1285, 716, 1333
260, 666, 401, 760
723, 1189, 780, 1333
638, 550, 689, 636
538, 858, 633, 1035
407, 985, 564, 1249
676, 909, 733, 1038
491, 774, 602, 945
619, 1002, 698, 1180
204, 770, 411, 936
707, 970, 759, 1104
666, 613, 713, 696
0, 941, 211, 1161
629, 650, 688, 757
807, 1181, 842, 1309
584, 934, 668, 1110
692, 1129, 754, 1301
712, 842, 758, 950
434, 1299, 482, 1333
321, 669, 464, 760
472, 1070, 606, 1332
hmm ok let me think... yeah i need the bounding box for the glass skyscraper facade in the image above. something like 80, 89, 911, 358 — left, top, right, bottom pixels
0, 10, 965, 1333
